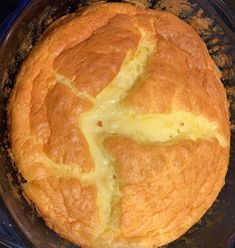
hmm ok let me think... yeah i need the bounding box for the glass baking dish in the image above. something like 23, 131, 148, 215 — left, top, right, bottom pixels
0, 0, 234, 247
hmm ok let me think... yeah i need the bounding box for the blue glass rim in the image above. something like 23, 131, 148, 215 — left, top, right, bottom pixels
0, 0, 31, 43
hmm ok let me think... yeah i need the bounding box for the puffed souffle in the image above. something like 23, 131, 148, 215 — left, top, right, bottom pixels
9, 3, 230, 248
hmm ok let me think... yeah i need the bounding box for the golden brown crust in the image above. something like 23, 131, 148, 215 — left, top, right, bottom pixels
105, 137, 228, 246
9, 3, 230, 248
24, 177, 98, 246
44, 83, 93, 169
54, 14, 140, 97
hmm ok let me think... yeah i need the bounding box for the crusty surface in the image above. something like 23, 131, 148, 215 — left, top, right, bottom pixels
9, 3, 230, 248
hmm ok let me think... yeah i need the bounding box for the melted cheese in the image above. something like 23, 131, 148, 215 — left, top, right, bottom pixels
98, 109, 227, 146
55, 28, 227, 237
80, 29, 156, 232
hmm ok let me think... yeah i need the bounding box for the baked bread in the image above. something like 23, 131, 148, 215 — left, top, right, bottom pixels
9, 3, 230, 248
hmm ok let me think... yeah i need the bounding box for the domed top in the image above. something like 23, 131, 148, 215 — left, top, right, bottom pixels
9, 3, 230, 247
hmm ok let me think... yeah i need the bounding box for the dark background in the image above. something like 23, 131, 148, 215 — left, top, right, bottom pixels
226, 0, 235, 12
0, 0, 21, 24
0, 0, 235, 24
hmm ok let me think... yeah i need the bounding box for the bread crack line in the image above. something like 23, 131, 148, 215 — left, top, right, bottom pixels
55, 28, 227, 233
55, 73, 95, 103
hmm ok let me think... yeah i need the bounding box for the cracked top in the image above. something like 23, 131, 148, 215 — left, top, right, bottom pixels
8, 3, 230, 248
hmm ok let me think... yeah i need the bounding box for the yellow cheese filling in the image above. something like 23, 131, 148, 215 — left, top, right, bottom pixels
53, 27, 227, 238
79, 28, 156, 233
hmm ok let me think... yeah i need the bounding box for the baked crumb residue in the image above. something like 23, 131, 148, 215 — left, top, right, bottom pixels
227, 86, 235, 98
189, 9, 212, 33
155, 0, 192, 16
